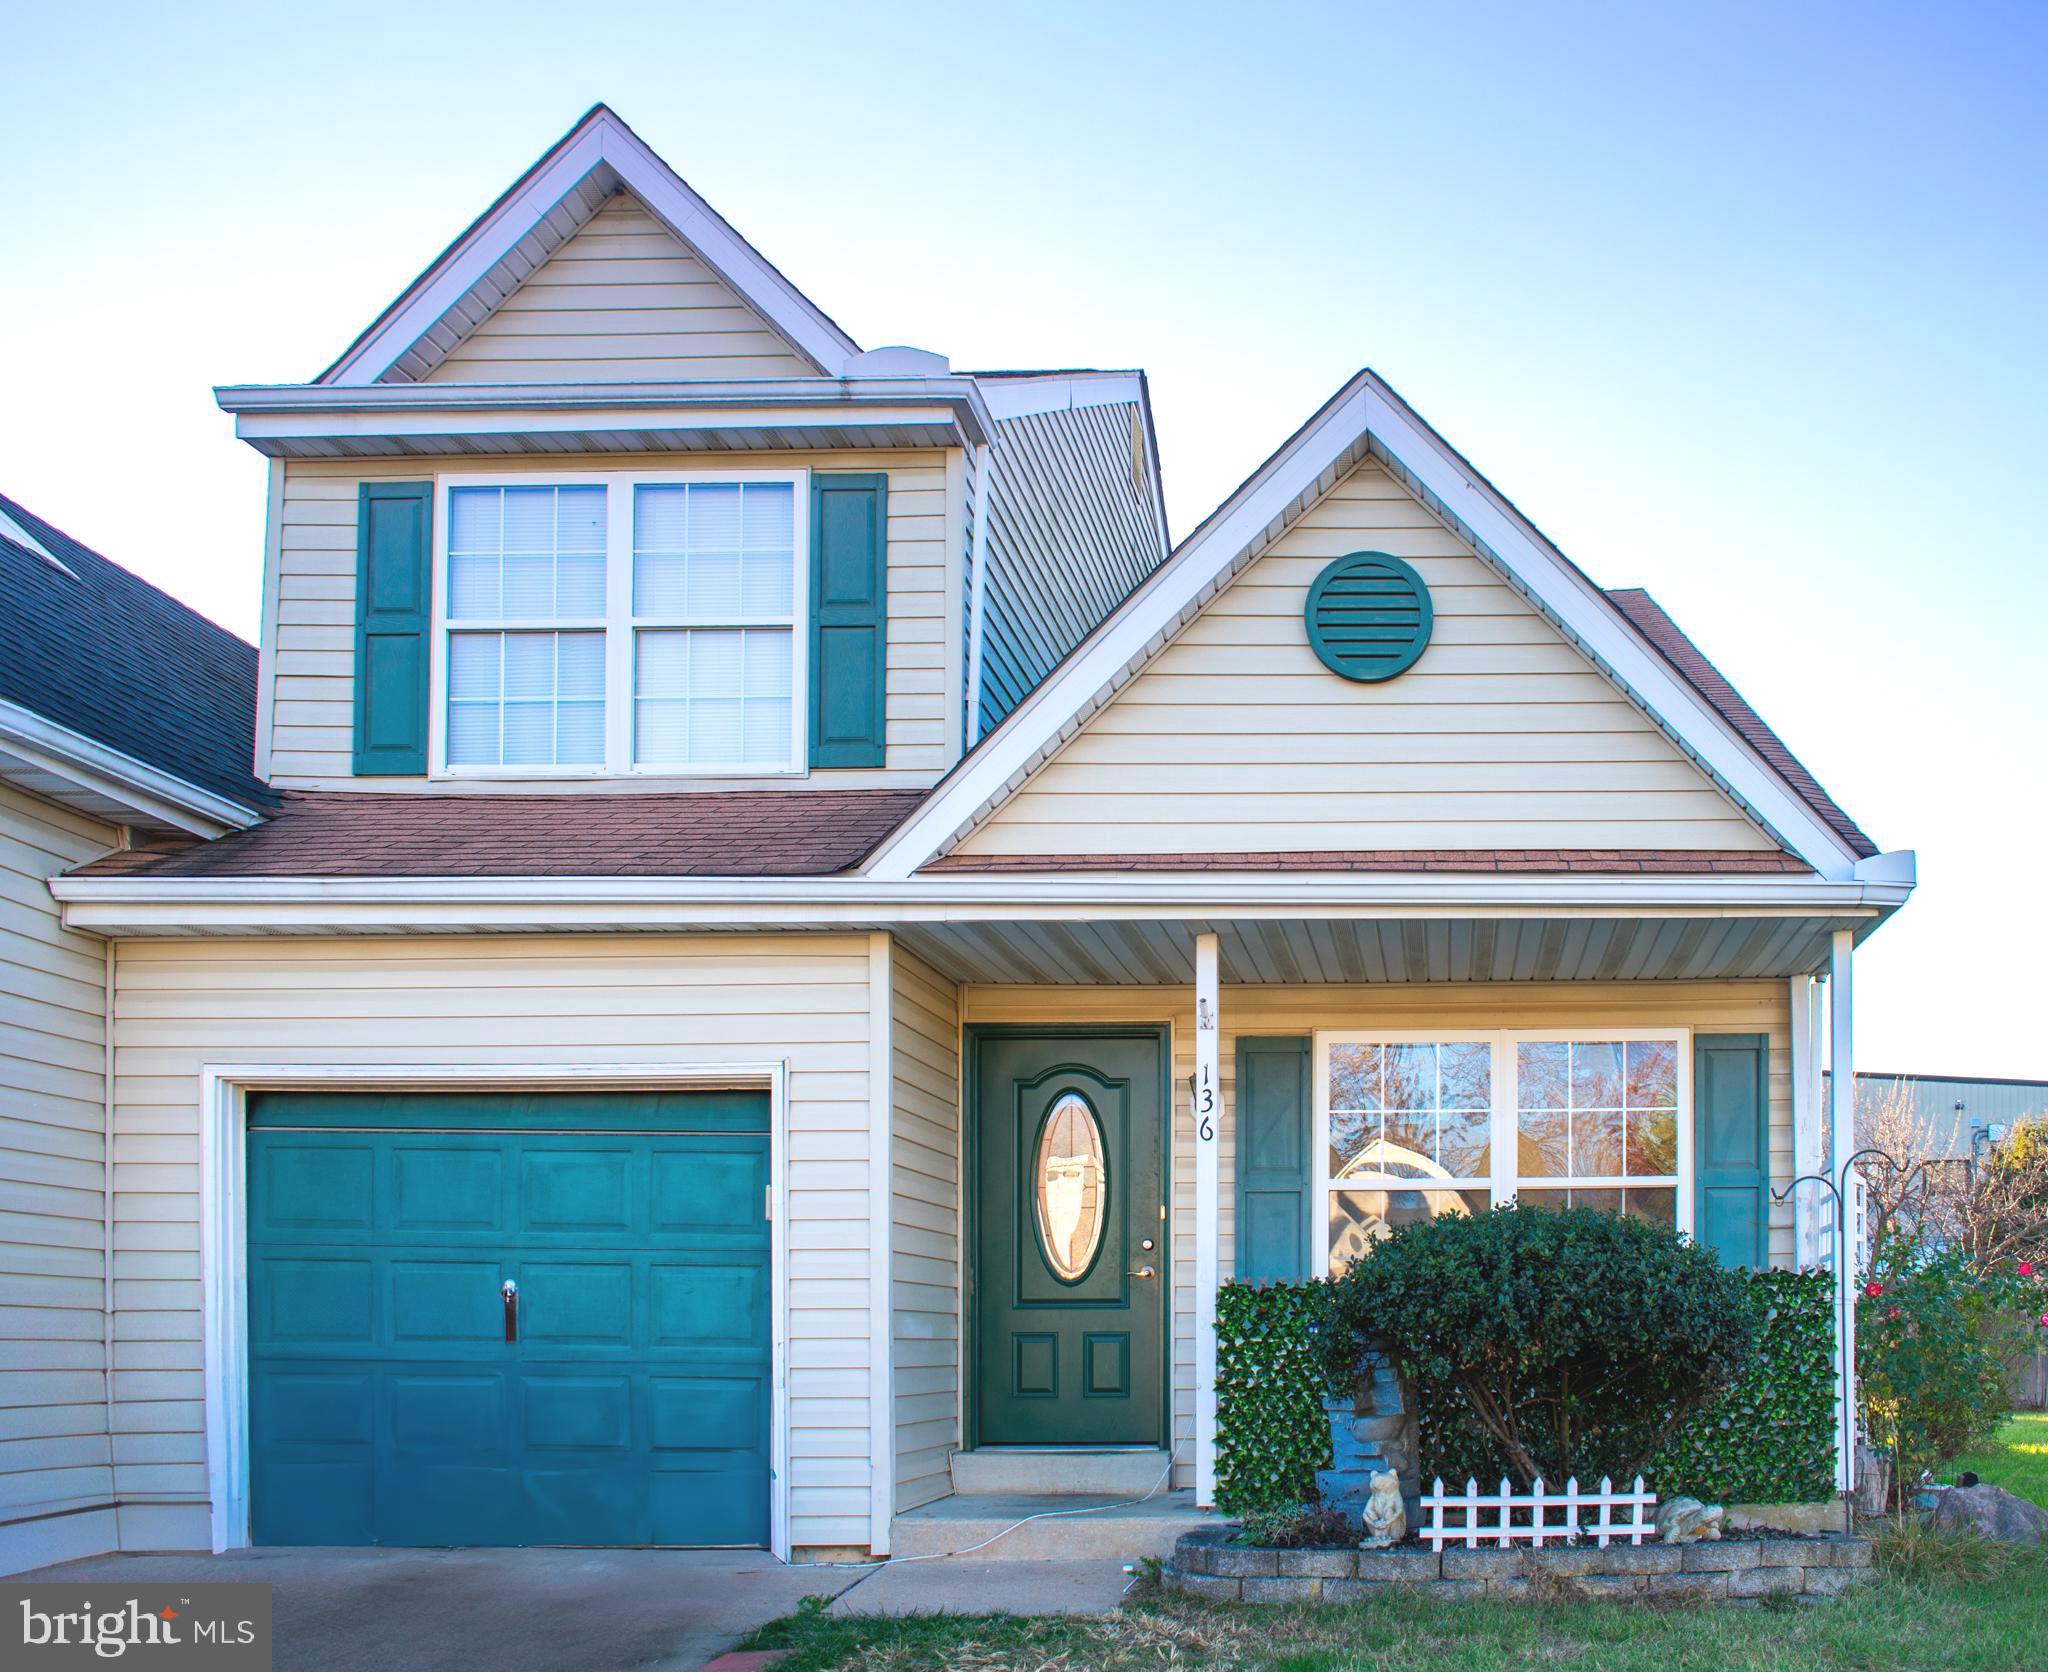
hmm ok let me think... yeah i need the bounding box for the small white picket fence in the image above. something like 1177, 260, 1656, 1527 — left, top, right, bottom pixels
1419, 1475, 1658, 1551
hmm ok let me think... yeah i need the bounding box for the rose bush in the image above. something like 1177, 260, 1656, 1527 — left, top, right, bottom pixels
1857, 1236, 2043, 1500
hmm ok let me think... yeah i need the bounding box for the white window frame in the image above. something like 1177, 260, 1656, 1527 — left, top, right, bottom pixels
429, 467, 811, 780
1313, 1026, 1694, 1276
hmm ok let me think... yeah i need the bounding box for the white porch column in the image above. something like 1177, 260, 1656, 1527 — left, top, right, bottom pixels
1788, 975, 1826, 1270
1828, 929, 1857, 1494
1193, 932, 1221, 1506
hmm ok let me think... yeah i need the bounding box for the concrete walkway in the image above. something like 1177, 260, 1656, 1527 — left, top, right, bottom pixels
18, 1546, 859, 1671
828, 1554, 1136, 1616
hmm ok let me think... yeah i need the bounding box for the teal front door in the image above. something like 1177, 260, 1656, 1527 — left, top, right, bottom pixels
972, 1029, 1167, 1446
246, 1090, 770, 1547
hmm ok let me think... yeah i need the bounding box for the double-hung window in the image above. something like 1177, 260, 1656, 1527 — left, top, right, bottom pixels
1315, 1029, 1690, 1272
436, 469, 807, 776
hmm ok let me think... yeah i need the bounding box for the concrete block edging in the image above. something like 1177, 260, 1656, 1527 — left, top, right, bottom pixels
1163, 1527, 1874, 1604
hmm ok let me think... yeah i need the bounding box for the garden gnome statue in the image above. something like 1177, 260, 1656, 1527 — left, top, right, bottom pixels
1654, 1497, 1726, 1543
1361, 1469, 1406, 1548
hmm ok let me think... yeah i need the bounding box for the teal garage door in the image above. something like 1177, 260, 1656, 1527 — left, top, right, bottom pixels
246, 1090, 771, 1547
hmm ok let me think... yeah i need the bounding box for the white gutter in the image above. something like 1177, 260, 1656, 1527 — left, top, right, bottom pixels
0, 699, 262, 838
215, 377, 998, 447
53, 863, 1914, 937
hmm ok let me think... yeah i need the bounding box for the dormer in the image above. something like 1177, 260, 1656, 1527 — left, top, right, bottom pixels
220, 107, 1168, 795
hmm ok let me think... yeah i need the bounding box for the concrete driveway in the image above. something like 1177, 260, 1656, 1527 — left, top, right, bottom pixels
19, 1546, 860, 1671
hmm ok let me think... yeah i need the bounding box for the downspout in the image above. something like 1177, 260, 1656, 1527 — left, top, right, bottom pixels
963, 442, 995, 746
101, 835, 124, 1514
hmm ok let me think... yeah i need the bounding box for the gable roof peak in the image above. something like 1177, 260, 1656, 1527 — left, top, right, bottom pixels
864, 368, 1882, 882
317, 103, 862, 388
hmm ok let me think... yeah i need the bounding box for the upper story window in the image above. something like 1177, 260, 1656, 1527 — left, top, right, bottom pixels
435, 470, 807, 776
1316, 1029, 1692, 1273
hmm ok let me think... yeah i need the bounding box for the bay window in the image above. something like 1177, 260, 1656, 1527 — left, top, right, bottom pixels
1315, 1029, 1691, 1272
435, 470, 807, 776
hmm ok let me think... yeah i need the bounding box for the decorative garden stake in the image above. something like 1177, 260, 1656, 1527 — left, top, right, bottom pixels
1773, 1144, 1929, 1506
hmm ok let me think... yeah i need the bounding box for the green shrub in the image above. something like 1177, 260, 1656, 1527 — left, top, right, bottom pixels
1213, 1280, 1341, 1514
1232, 1502, 1358, 1548
1329, 1204, 1754, 1486
1859, 1237, 2043, 1495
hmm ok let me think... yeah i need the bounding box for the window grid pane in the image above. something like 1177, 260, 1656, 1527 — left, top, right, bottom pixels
1328, 1041, 1491, 1268
447, 485, 606, 621
1515, 1038, 1680, 1204
634, 627, 793, 768
1323, 1035, 1684, 1267
446, 630, 604, 767
633, 482, 796, 620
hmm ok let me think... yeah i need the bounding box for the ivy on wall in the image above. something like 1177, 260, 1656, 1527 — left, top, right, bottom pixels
1218, 1268, 1837, 1513
1655, 1269, 1836, 1504
1213, 1281, 1342, 1514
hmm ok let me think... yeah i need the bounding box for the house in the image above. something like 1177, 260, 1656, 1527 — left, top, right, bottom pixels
0, 493, 266, 1572
11, 105, 1911, 1571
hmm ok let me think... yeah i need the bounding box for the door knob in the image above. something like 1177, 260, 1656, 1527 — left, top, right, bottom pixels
501, 1278, 518, 1343
1127, 1265, 1156, 1280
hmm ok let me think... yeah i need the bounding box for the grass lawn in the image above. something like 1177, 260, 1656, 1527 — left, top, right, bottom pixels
1953, 1411, 2048, 1508
743, 1536, 2048, 1671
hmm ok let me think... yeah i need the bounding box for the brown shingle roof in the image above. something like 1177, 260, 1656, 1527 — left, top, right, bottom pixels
925, 849, 1811, 874
1604, 589, 1877, 859
71, 789, 929, 880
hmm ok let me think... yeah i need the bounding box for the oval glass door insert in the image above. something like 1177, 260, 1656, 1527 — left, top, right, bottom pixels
1034, 1093, 1108, 1282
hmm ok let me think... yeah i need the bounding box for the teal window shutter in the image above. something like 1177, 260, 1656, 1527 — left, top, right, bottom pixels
808, 472, 888, 768
352, 481, 433, 775
1235, 1037, 1313, 1283
1694, 1032, 1770, 1269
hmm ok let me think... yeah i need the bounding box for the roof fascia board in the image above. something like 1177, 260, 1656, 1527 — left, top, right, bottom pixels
977, 372, 1145, 420
224, 402, 979, 455
52, 868, 1910, 918
322, 122, 609, 386
321, 109, 858, 387
221, 376, 990, 413
1352, 380, 1861, 876
218, 377, 993, 441
0, 699, 262, 837
867, 372, 1864, 881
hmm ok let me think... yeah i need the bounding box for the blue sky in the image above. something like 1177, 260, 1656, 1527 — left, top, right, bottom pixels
3, 1, 2042, 1075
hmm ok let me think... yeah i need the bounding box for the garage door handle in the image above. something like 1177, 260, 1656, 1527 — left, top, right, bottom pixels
501, 1279, 518, 1343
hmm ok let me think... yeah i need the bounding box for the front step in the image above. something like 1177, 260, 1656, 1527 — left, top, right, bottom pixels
890, 1489, 1216, 1560
950, 1446, 1175, 1497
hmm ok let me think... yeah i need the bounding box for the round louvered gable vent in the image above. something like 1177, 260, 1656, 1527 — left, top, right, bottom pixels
1304, 551, 1433, 682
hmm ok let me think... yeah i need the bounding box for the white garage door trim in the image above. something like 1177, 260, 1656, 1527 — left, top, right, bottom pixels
199, 1060, 793, 1560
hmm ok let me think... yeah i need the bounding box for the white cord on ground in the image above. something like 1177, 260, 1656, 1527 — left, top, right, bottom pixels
783, 1440, 1189, 1571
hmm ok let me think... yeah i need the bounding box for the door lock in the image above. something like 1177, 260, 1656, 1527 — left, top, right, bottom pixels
501, 1278, 518, 1343
1140, 1238, 1155, 1251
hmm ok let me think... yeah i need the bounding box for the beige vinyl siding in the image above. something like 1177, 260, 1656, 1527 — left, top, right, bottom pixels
268, 449, 958, 788
0, 784, 116, 1571
957, 458, 1774, 857
424, 195, 817, 382
108, 933, 880, 1554
962, 980, 1794, 1489
889, 944, 960, 1513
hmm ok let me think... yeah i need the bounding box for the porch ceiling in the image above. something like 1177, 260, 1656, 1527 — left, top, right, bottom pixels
895, 914, 1865, 986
